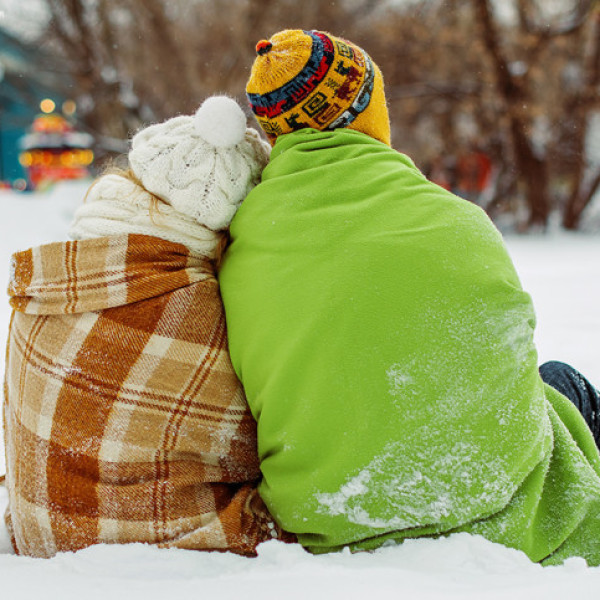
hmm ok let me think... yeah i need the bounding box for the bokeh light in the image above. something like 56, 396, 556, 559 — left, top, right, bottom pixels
40, 99, 56, 114
62, 100, 77, 116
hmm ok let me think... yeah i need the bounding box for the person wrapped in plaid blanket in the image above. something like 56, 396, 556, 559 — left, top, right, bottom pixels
3, 96, 290, 557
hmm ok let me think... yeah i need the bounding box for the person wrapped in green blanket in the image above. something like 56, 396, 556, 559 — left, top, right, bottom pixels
218, 29, 600, 565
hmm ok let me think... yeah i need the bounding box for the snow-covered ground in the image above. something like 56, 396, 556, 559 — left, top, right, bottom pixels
0, 182, 599, 598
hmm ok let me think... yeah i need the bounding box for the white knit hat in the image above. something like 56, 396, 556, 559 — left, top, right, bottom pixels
129, 96, 270, 231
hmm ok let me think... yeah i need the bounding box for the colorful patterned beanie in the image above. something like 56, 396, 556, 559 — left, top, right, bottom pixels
246, 29, 391, 146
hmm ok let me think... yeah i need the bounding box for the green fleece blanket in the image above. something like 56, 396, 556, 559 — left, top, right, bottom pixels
219, 128, 600, 564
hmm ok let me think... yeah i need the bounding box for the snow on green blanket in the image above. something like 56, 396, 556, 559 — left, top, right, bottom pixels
219, 128, 600, 565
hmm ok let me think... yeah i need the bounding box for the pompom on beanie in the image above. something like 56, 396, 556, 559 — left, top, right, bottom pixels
246, 29, 391, 146
129, 96, 270, 231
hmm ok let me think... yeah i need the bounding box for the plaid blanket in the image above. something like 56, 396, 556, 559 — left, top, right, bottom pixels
3, 233, 285, 557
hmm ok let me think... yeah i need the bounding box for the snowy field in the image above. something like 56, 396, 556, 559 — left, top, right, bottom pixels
0, 182, 599, 598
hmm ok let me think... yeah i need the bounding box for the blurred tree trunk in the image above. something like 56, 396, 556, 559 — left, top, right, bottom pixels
473, 0, 550, 228
562, 9, 600, 229
46, 0, 131, 140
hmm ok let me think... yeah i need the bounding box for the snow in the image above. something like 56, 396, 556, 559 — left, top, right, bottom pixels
1, 182, 600, 597
315, 436, 518, 531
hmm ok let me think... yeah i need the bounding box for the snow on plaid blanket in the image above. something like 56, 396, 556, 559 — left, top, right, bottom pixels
3, 233, 284, 557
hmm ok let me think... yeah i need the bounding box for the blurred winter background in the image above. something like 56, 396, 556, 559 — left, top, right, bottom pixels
1, 0, 600, 230
0, 1, 600, 598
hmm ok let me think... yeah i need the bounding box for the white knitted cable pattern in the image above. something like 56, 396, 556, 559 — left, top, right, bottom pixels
69, 174, 222, 260
129, 122, 270, 231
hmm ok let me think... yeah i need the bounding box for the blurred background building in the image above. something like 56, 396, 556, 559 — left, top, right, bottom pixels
0, 0, 598, 230
0, 27, 69, 185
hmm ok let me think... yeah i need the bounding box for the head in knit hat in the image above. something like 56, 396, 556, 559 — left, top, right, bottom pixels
129, 95, 270, 231
70, 96, 270, 260
246, 29, 390, 146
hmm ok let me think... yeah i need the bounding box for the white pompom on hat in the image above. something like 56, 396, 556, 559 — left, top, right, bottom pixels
194, 96, 247, 147
129, 96, 270, 231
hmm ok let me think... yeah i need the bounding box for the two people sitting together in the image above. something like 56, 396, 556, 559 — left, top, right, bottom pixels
4, 29, 600, 566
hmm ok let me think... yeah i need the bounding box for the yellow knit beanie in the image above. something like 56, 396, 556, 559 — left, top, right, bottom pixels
246, 29, 391, 146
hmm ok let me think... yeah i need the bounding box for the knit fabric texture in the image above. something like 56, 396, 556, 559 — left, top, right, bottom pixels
129, 98, 271, 231
69, 174, 222, 260
246, 29, 391, 146
3, 233, 289, 557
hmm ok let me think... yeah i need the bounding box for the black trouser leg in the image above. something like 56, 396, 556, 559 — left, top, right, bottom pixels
540, 361, 600, 449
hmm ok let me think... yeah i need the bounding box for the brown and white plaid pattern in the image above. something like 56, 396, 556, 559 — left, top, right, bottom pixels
3, 233, 286, 557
